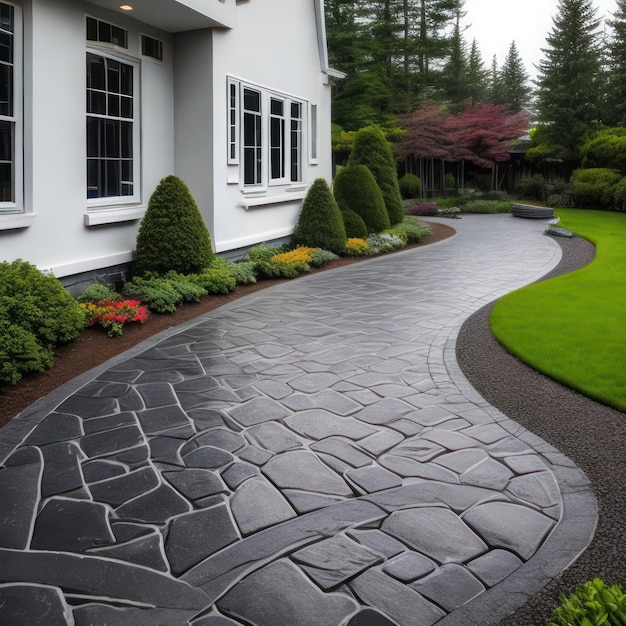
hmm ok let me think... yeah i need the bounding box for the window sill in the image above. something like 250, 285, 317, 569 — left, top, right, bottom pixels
84, 205, 146, 226
239, 191, 306, 210
0, 212, 37, 231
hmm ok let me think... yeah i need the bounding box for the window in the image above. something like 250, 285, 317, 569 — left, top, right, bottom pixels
86, 16, 128, 48
86, 51, 137, 202
310, 104, 317, 162
0, 1, 20, 211
141, 35, 163, 61
230, 79, 305, 189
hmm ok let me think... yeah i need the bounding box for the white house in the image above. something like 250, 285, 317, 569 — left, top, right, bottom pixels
0, 0, 341, 288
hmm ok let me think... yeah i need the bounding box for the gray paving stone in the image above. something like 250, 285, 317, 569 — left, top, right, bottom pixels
357, 429, 404, 456
0, 584, 72, 626
217, 559, 358, 625
236, 445, 273, 465
0, 447, 42, 549
231, 476, 296, 535
460, 457, 514, 490
284, 410, 376, 441
246, 422, 304, 453
407, 405, 458, 426
31, 498, 115, 552
165, 504, 240, 575
467, 549, 524, 587
386, 418, 423, 436
108, 444, 150, 468
379, 455, 459, 482
347, 529, 407, 558
433, 449, 489, 473
136, 405, 192, 435
88, 466, 160, 506
40, 441, 86, 496
346, 608, 399, 626
80, 424, 144, 459
221, 462, 259, 489
190, 615, 242, 626
282, 389, 363, 415
136, 382, 178, 408
191, 429, 247, 453
263, 450, 353, 496
115, 483, 191, 524
421, 428, 482, 451
311, 438, 373, 468
293, 534, 382, 590
252, 379, 292, 399
283, 490, 347, 513
289, 372, 341, 393
350, 568, 446, 626
352, 398, 412, 425
382, 507, 488, 564
73, 604, 199, 626
462, 501, 555, 560
382, 552, 436, 582
148, 436, 185, 465
346, 465, 403, 494
387, 438, 446, 462
184, 446, 235, 469
88, 530, 169, 572
23, 412, 83, 445
227, 397, 290, 426
81, 411, 137, 435
503, 454, 549, 475
163, 468, 228, 500
506, 471, 561, 508
410, 563, 486, 611
56, 394, 118, 419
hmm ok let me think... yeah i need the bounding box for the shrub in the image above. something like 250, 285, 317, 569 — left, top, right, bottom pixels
398, 173, 422, 199
80, 299, 148, 337
571, 168, 622, 209
292, 178, 347, 253
0, 260, 85, 384
341, 209, 369, 239
123, 273, 208, 313
613, 177, 626, 212
349, 126, 405, 225
388, 218, 433, 243
581, 127, 626, 172
77, 282, 120, 303
546, 193, 576, 209
333, 164, 390, 233
549, 578, 626, 626
344, 238, 370, 256
230, 261, 257, 285
461, 200, 512, 214
134, 175, 214, 275
309, 249, 339, 267
516, 174, 547, 201
406, 202, 438, 216
188, 268, 237, 294
367, 233, 405, 254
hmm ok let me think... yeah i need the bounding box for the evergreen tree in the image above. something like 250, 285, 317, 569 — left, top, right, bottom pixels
534, 0, 604, 164
441, 19, 468, 103
605, 0, 626, 125
466, 39, 489, 103
494, 41, 531, 111
488, 54, 501, 102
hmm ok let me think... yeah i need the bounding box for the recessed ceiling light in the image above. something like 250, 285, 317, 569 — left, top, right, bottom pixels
119, 4, 133, 10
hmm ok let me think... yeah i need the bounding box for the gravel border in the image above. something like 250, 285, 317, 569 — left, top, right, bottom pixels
456, 233, 626, 624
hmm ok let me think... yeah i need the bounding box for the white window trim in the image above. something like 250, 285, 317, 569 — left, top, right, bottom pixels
228, 77, 307, 193
227, 76, 239, 164
86, 46, 141, 210
309, 103, 318, 164
0, 1, 23, 216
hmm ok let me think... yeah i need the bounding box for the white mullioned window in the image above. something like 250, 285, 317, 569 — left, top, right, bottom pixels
0, 1, 21, 213
86, 48, 139, 205
229, 78, 305, 189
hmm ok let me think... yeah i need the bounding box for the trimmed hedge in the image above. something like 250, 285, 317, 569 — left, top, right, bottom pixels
398, 173, 422, 199
571, 168, 622, 209
341, 209, 369, 239
349, 126, 405, 226
292, 178, 347, 254
334, 164, 390, 233
134, 175, 214, 275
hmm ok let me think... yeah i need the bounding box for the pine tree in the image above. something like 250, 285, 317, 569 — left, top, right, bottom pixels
466, 39, 489, 103
605, 0, 626, 125
494, 42, 531, 111
534, 0, 604, 163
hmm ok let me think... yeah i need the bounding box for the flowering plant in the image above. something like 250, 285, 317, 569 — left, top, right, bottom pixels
405, 202, 438, 216
79, 299, 149, 337
344, 238, 370, 256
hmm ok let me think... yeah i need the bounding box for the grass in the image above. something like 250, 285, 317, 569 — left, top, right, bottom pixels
490, 209, 626, 412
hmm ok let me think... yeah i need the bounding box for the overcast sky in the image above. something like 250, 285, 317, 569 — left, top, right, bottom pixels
462, 0, 617, 79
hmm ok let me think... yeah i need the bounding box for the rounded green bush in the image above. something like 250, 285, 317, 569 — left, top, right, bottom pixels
291, 178, 347, 254
613, 177, 626, 211
581, 127, 626, 172
398, 173, 422, 200
0, 260, 85, 385
349, 126, 405, 226
134, 175, 214, 275
334, 164, 390, 233
571, 168, 621, 209
341, 209, 368, 239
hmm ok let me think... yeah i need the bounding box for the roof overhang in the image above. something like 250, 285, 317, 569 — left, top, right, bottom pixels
87, 0, 237, 33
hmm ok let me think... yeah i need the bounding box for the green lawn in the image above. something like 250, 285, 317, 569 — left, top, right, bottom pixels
490, 209, 626, 412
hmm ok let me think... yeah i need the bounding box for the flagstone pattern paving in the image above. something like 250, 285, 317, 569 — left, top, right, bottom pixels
0, 215, 596, 625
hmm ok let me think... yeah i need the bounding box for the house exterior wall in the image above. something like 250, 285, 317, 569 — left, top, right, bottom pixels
0, 0, 334, 281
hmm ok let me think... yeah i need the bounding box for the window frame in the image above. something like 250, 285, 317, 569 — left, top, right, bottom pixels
228, 78, 306, 191
0, 0, 22, 215
86, 46, 140, 208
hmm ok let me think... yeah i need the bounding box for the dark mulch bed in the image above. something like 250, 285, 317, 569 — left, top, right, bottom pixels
0, 222, 455, 427
458, 234, 626, 624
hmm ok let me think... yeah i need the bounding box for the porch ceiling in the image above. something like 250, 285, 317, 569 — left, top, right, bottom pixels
87, 0, 235, 33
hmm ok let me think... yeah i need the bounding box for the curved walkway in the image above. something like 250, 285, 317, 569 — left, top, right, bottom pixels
0, 215, 596, 625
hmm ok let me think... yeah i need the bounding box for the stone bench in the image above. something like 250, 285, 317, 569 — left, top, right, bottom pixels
511, 203, 555, 219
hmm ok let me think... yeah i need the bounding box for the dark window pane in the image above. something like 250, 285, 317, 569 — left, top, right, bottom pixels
105, 120, 120, 158
121, 182, 133, 195
108, 93, 120, 117
121, 159, 132, 183
86, 117, 101, 158
120, 64, 132, 96
99, 22, 111, 43
0, 63, 11, 116
120, 96, 132, 118
120, 122, 132, 158
111, 25, 127, 48
86, 54, 106, 90
87, 159, 99, 198
243, 89, 260, 112
0, 162, 12, 201
271, 99, 283, 116
86, 16, 98, 41
0, 31, 12, 64
291, 102, 301, 118
244, 149, 255, 185
86, 90, 106, 115
107, 61, 120, 93
0, 4, 13, 34
105, 160, 120, 196
243, 112, 256, 146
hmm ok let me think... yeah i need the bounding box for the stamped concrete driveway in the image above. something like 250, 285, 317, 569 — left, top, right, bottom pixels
0, 214, 596, 625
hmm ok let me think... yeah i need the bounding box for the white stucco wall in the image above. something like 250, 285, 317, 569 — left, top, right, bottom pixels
0, 0, 175, 277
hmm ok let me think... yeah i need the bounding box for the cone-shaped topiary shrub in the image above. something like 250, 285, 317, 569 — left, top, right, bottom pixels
334, 164, 390, 233
341, 209, 368, 239
349, 126, 404, 226
134, 175, 214, 275
292, 178, 347, 253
